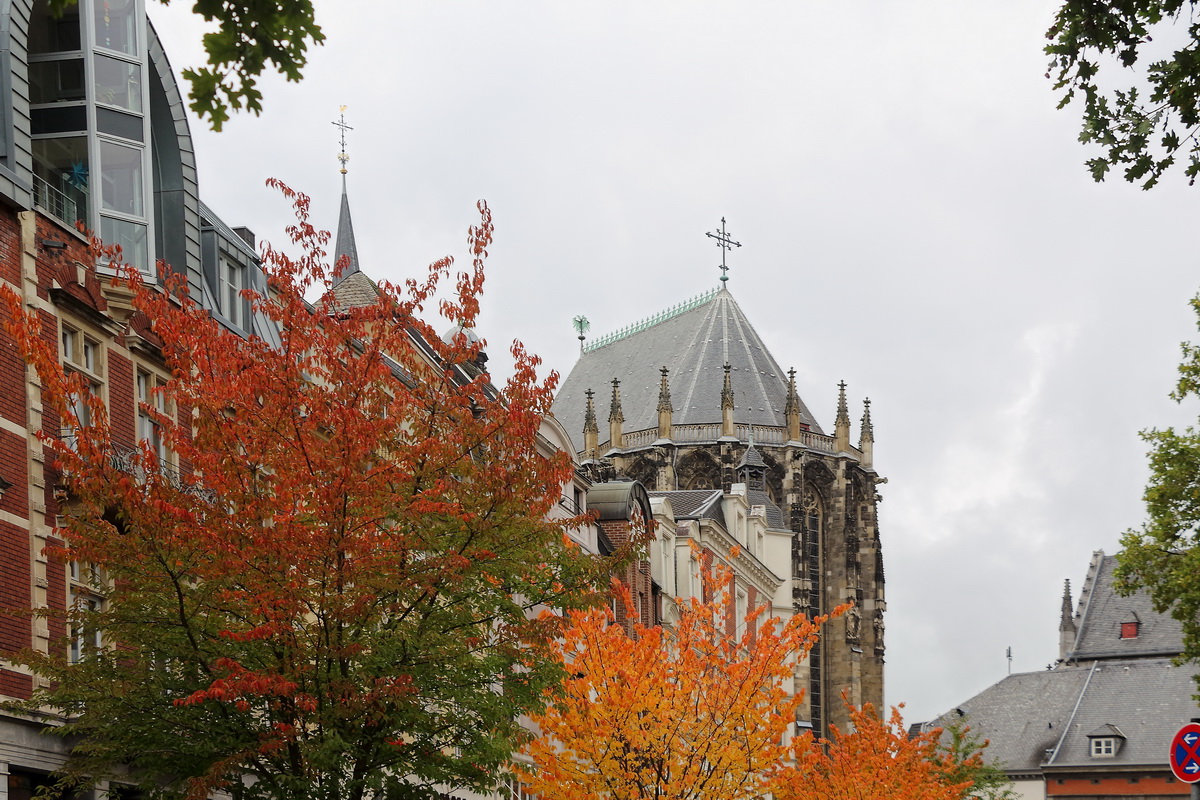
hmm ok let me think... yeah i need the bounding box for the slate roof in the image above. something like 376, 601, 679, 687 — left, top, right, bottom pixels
552, 288, 823, 445
926, 550, 1197, 779
334, 174, 361, 280
1070, 553, 1184, 660
649, 489, 723, 519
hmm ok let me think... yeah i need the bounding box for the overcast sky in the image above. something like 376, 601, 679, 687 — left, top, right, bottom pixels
149, 0, 1200, 724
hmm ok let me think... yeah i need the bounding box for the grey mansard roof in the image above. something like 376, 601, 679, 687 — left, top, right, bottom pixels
552, 288, 822, 446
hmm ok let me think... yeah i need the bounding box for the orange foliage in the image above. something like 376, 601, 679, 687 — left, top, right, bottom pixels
0, 183, 616, 800
772, 701, 974, 800
520, 562, 839, 800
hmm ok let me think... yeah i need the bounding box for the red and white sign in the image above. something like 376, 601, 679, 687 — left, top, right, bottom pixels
1169, 722, 1200, 783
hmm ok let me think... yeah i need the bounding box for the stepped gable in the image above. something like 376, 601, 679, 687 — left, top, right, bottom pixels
553, 287, 822, 445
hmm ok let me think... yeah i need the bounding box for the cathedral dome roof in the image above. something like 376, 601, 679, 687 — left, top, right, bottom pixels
553, 287, 822, 443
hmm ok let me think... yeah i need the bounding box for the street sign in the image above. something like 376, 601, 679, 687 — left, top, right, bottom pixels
1170, 722, 1200, 783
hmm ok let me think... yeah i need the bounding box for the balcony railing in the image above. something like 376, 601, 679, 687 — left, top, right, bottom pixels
58, 432, 214, 503
597, 424, 850, 456
33, 173, 85, 229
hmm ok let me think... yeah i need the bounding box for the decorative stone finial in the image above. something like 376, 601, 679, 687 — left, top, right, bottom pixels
608, 378, 624, 449
1059, 579, 1077, 662
583, 388, 598, 457
657, 366, 673, 414
860, 398, 874, 445
835, 380, 850, 453
721, 363, 735, 411
609, 378, 623, 424
785, 367, 801, 441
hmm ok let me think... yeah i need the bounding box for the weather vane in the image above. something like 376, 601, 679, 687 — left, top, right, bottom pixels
572, 315, 591, 352
705, 217, 741, 283
333, 105, 353, 175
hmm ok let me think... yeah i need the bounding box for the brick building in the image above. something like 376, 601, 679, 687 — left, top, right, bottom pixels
0, 0, 271, 792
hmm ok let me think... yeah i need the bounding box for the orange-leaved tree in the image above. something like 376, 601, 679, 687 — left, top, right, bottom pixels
0, 182, 618, 800
520, 555, 838, 800
772, 701, 976, 800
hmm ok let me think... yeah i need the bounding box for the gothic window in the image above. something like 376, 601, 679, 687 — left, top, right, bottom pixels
677, 449, 719, 491
626, 456, 658, 490
799, 486, 824, 736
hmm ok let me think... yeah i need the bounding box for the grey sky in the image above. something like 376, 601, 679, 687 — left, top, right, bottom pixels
150, 0, 1200, 724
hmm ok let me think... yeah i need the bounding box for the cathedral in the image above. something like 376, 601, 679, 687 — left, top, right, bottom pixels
551, 282, 886, 734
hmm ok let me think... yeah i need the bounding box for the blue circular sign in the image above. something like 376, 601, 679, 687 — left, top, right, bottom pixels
1170, 722, 1200, 783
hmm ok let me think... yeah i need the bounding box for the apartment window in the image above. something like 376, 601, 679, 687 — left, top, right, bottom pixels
220, 255, 246, 328
68, 591, 101, 664
61, 323, 103, 440
736, 588, 748, 637
1091, 737, 1117, 757
136, 367, 167, 464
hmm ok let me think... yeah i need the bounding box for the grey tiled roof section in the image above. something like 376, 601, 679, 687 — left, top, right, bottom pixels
333, 175, 361, 281
738, 445, 766, 469
746, 489, 785, 529
329, 271, 381, 310
1071, 554, 1184, 659
553, 289, 823, 445
1048, 658, 1197, 768
930, 669, 1092, 773
649, 490, 722, 519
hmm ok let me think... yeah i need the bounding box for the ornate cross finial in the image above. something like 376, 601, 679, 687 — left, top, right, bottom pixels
705, 217, 741, 284
573, 315, 590, 353
333, 105, 353, 175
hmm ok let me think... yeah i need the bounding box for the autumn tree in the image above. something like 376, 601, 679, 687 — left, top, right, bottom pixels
520, 558, 835, 800
0, 183, 616, 800
772, 702, 975, 800
1116, 293, 1200, 700
934, 715, 1017, 800
1046, 0, 1200, 187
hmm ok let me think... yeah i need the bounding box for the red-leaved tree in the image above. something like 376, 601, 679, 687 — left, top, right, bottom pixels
0, 183, 615, 800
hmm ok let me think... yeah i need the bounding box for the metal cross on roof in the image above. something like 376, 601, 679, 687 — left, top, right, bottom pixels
705, 217, 741, 283
333, 105, 353, 175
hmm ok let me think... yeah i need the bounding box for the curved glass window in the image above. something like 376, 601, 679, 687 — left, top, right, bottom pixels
100, 216, 147, 271
94, 54, 142, 112
93, 0, 138, 55
100, 139, 142, 215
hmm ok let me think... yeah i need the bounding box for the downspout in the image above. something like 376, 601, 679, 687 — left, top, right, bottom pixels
1046, 660, 1098, 765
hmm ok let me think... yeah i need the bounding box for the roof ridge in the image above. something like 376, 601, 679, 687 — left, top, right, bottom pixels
583, 287, 721, 352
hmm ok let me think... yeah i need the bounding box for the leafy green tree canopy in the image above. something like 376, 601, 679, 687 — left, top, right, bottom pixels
1117, 293, 1200, 699
1046, 0, 1200, 188
51, 0, 323, 130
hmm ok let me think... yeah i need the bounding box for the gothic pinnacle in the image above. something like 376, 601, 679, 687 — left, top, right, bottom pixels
657, 366, 673, 414
583, 388, 598, 435
860, 398, 874, 446
836, 380, 850, 427
609, 378, 624, 424
721, 363, 735, 411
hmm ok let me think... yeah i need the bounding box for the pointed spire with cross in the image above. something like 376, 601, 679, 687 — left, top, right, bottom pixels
332, 106, 361, 282
705, 217, 741, 284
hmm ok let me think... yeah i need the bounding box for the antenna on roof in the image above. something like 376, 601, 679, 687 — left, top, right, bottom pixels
1007, 646, 1012, 675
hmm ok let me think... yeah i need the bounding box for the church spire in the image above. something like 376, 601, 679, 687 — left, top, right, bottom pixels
859, 398, 874, 468
1059, 579, 1077, 662
583, 388, 598, 457
721, 363, 735, 438
835, 380, 850, 452
332, 106, 361, 283
657, 366, 673, 440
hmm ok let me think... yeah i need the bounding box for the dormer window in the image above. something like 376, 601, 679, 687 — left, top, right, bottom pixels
1088, 725, 1125, 758
1120, 612, 1140, 639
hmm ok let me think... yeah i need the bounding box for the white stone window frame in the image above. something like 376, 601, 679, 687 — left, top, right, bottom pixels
60, 320, 105, 440
1090, 737, 1117, 758
135, 363, 172, 468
